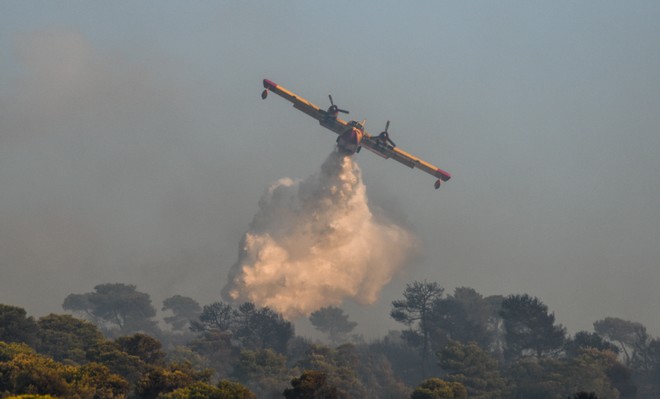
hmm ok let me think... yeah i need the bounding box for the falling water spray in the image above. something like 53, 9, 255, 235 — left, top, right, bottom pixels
222, 151, 415, 319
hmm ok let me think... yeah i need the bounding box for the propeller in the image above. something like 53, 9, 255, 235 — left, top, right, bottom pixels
327, 94, 349, 115
379, 120, 396, 147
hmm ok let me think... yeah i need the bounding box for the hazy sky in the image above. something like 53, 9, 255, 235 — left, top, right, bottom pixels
1, 2, 659, 337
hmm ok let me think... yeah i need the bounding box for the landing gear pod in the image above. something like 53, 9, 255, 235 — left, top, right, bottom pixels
261, 89, 268, 99
434, 179, 442, 189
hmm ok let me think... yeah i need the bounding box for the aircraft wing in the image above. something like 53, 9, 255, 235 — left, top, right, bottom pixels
262, 79, 349, 135
262, 78, 451, 188
360, 136, 452, 183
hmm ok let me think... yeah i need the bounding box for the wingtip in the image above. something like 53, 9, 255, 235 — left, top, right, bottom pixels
263, 79, 277, 89
436, 168, 452, 182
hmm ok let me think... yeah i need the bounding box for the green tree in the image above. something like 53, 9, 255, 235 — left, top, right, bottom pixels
0, 349, 129, 398
191, 302, 293, 354
446, 288, 503, 351
164, 346, 209, 372
438, 341, 508, 399
352, 347, 410, 399
189, 301, 294, 377
191, 302, 233, 333
499, 294, 566, 361
570, 393, 599, 399
635, 338, 660, 396
0, 353, 67, 396
188, 328, 236, 378
160, 380, 256, 399
115, 333, 165, 365
0, 341, 34, 362
428, 297, 491, 351
63, 283, 158, 336
35, 314, 104, 364
85, 340, 146, 384
69, 361, 130, 398
565, 331, 620, 358
369, 330, 424, 387
309, 306, 357, 345
162, 296, 201, 332
135, 362, 213, 399
410, 378, 467, 399
506, 357, 570, 399
283, 370, 338, 399
0, 304, 38, 346
391, 281, 444, 377
232, 302, 294, 353
232, 349, 295, 399
158, 381, 223, 399
295, 344, 366, 398
564, 349, 621, 399
594, 317, 650, 369
505, 349, 622, 399
215, 380, 257, 399
606, 357, 636, 399
0, 348, 69, 397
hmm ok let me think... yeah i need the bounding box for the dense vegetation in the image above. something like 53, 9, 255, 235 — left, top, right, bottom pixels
2, 281, 660, 398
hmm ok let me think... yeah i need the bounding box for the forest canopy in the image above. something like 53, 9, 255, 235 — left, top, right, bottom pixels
1, 281, 659, 398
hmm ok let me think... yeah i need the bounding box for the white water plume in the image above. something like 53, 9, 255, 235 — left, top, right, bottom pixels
222, 151, 416, 319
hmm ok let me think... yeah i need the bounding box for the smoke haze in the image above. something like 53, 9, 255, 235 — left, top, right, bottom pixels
0, 29, 240, 316
223, 152, 415, 319
2, 3, 660, 337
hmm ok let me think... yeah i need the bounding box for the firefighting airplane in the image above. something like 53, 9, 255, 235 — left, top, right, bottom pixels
261, 79, 451, 189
